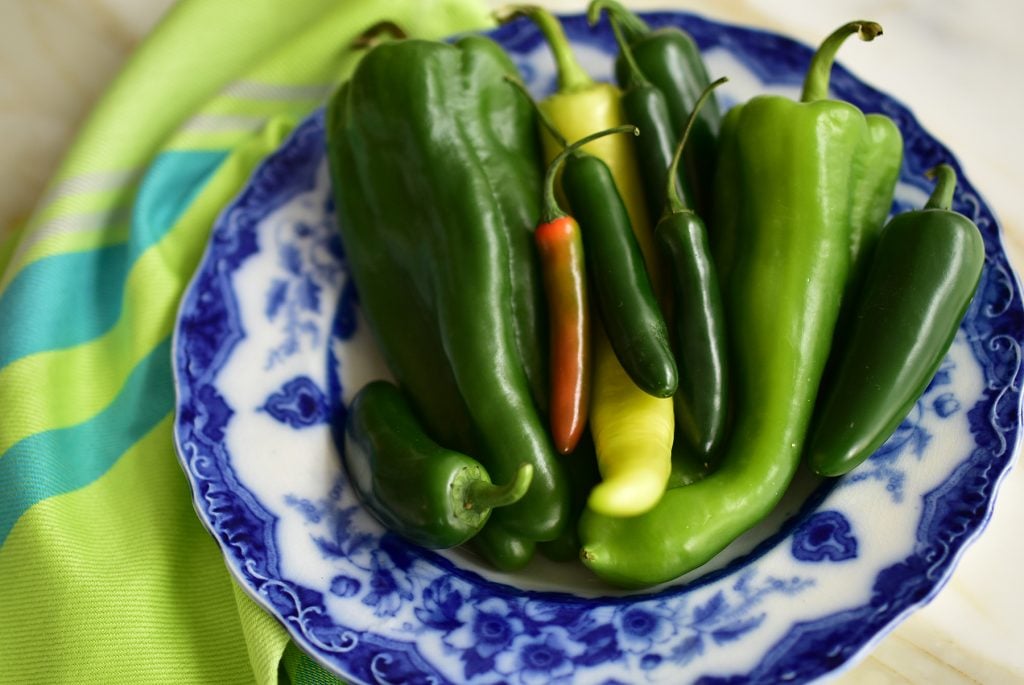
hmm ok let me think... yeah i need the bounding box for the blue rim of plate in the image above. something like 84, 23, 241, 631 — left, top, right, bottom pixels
172, 11, 1024, 684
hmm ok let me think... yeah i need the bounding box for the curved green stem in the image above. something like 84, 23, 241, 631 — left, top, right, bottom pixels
601, 8, 649, 89
496, 5, 592, 92
465, 464, 535, 511
665, 77, 728, 215
801, 20, 883, 103
542, 125, 639, 222
504, 74, 568, 148
586, 0, 650, 43
925, 164, 957, 211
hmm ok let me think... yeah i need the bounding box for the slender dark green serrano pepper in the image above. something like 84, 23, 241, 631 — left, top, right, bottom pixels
806, 164, 985, 477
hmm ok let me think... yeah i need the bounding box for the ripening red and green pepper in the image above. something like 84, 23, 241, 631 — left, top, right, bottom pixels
533, 125, 645, 455
324, 7, 985, 589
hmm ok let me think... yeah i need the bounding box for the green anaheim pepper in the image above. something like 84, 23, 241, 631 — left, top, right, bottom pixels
579, 21, 893, 588
344, 382, 534, 549
326, 35, 569, 547
806, 164, 985, 477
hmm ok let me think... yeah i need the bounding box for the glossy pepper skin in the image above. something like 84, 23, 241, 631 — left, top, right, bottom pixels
589, 0, 721, 218
807, 165, 985, 477
535, 215, 590, 454
562, 152, 677, 399
559, 136, 676, 516
530, 123, 651, 453
504, 6, 676, 519
593, 4, 697, 222
654, 77, 730, 465
343, 382, 534, 549
580, 22, 885, 588
326, 36, 569, 544
527, 126, 627, 456
470, 522, 537, 572
500, 5, 656, 270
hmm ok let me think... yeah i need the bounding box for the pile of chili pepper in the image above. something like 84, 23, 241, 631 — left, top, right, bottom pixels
324, 3, 986, 588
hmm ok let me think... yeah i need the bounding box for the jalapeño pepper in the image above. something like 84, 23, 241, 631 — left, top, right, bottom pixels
654, 77, 730, 465
588, 0, 721, 218
343, 382, 534, 549
327, 36, 569, 543
807, 164, 985, 477
592, 3, 697, 222
580, 21, 889, 587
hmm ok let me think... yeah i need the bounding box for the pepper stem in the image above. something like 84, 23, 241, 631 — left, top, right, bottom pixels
800, 20, 883, 103
464, 464, 535, 511
925, 164, 957, 211
352, 21, 408, 48
598, 6, 650, 89
586, 0, 650, 44
542, 125, 640, 223
664, 77, 728, 216
504, 75, 568, 148
496, 5, 593, 92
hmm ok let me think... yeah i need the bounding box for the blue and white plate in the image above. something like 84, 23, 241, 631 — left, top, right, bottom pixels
172, 12, 1023, 684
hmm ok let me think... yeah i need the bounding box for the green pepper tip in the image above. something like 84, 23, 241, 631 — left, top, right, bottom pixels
663, 76, 728, 216
856, 21, 884, 42
801, 20, 884, 102
924, 163, 957, 211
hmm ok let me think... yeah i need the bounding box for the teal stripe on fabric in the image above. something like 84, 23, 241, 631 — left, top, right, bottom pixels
0, 150, 227, 369
0, 338, 174, 544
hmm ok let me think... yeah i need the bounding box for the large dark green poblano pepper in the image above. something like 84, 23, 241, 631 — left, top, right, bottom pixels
588, 0, 721, 218
580, 21, 897, 588
807, 164, 985, 477
326, 36, 569, 544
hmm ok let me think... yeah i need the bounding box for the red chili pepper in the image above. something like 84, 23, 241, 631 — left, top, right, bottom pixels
535, 213, 590, 454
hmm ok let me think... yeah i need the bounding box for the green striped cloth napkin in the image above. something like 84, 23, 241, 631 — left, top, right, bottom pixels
0, 1, 491, 682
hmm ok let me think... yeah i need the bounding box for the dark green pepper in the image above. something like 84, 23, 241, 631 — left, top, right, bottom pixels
807, 164, 985, 477
654, 77, 730, 465
580, 21, 889, 588
593, 3, 697, 223
326, 36, 569, 543
588, 0, 721, 218
470, 522, 537, 572
562, 148, 678, 399
343, 381, 534, 549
